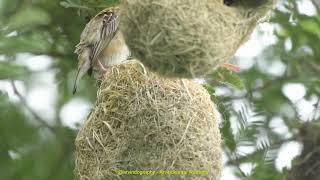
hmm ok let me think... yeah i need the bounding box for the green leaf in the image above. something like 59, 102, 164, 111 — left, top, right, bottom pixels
60, 0, 90, 9
7, 7, 51, 31
211, 68, 245, 90
0, 33, 51, 54
203, 84, 236, 151
299, 19, 320, 36
0, 62, 30, 80
0, 0, 20, 18
79, 0, 120, 8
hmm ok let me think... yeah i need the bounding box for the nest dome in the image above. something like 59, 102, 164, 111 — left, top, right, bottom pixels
120, 0, 276, 77
74, 60, 222, 180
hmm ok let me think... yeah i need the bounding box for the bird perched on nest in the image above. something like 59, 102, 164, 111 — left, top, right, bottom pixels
73, 7, 130, 94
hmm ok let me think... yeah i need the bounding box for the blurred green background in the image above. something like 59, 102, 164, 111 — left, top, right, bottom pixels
0, 0, 319, 179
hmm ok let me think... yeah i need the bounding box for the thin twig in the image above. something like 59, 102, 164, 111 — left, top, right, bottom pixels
10, 80, 57, 134
312, 98, 320, 121
224, 76, 295, 100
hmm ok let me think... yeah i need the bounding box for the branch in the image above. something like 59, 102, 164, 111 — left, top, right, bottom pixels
11, 81, 73, 180
311, 0, 320, 12
10, 80, 57, 134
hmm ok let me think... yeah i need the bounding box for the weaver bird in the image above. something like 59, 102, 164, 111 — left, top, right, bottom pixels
73, 7, 130, 94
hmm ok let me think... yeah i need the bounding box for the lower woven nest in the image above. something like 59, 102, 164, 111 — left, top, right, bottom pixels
74, 60, 222, 180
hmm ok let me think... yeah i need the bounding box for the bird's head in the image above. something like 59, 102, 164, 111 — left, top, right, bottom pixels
87, 6, 121, 25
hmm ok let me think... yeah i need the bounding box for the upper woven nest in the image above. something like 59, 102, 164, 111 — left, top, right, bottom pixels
74, 60, 222, 180
120, 0, 277, 77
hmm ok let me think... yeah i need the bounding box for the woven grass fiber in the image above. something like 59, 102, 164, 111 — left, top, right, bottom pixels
120, 0, 277, 77
74, 60, 222, 180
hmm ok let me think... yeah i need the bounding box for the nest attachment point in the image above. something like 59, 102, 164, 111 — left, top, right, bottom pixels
120, 0, 276, 77
74, 60, 222, 180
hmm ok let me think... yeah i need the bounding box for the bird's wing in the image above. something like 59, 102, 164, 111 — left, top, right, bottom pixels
90, 8, 120, 65
75, 8, 120, 63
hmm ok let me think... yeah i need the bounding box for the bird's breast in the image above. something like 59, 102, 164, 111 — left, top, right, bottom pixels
104, 37, 124, 56
99, 36, 130, 67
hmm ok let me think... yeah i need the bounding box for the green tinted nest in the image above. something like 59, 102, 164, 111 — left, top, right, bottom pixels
120, 0, 276, 77
74, 60, 222, 180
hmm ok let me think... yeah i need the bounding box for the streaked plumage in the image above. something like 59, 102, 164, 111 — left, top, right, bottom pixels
73, 7, 130, 94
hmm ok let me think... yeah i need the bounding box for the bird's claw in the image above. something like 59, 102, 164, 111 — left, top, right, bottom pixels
98, 60, 108, 73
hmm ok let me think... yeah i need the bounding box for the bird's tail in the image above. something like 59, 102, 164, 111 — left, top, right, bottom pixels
72, 70, 81, 94
73, 59, 91, 94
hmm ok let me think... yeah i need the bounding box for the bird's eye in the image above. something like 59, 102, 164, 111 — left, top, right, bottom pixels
224, 0, 235, 6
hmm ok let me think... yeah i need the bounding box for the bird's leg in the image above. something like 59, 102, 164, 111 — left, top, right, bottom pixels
98, 59, 108, 72
222, 63, 241, 73
96, 60, 108, 86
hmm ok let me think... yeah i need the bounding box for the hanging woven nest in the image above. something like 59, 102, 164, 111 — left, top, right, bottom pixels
120, 0, 277, 77
74, 60, 222, 180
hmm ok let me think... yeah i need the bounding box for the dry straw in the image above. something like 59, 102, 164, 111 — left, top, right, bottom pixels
120, 0, 277, 77
74, 60, 222, 180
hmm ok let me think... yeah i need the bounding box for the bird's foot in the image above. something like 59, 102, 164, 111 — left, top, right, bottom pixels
98, 60, 108, 73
